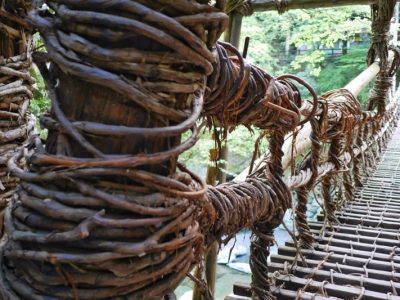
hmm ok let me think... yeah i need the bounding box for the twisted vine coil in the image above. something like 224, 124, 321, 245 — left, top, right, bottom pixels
0, 0, 34, 227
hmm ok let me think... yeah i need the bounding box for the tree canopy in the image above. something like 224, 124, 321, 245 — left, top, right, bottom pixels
241, 6, 371, 76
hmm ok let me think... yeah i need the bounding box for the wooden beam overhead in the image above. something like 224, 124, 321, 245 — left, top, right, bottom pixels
250, 0, 383, 12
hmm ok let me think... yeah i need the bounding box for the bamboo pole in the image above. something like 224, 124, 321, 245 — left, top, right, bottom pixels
225, 12, 243, 47
235, 51, 395, 182
250, 0, 383, 12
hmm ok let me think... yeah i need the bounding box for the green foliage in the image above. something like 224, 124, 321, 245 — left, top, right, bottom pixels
291, 50, 325, 77
30, 66, 50, 139
31, 66, 50, 118
290, 7, 370, 49
227, 127, 268, 177
317, 45, 372, 105
31, 35, 51, 120
179, 130, 216, 176
241, 6, 371, 76
240, 15, 283, 72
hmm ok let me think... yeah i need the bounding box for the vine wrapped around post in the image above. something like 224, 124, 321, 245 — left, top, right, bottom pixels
0, 0, 34, 232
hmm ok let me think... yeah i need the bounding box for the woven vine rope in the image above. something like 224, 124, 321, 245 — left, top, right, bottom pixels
368, 46, 400, 114
204, 42, 318, 131
293, 46, 400, 247
367, 0, 397, 68
0, 0, 34, 230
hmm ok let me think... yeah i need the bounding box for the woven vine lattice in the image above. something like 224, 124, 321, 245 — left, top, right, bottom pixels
0, 0, 34, 229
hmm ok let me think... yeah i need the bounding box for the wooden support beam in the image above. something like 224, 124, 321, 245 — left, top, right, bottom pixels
225, 12, 243, 48
192, 150, 220, 300
250, 0, 380, 12
344, 60, 381, 97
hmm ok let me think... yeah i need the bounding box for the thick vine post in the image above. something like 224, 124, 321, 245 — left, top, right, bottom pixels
0, 0, 34, 232
0, 1, 320, 299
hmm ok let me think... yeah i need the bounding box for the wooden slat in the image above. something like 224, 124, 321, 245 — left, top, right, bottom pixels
250, 0, 378, 12
312, 235, 400, 255
284, 241, 400, 263
272, 274, 400, 300
308, 222, 400, 237
317, 214, 400, 229
277, 246, 400, 271
341, 207, 400, 218
270, 254, 400, 281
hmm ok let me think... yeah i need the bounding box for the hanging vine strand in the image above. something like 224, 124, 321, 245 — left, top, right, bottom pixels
367, 0, 397, 68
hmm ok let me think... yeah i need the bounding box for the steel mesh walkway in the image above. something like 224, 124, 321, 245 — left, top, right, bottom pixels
228, 124, 400, 299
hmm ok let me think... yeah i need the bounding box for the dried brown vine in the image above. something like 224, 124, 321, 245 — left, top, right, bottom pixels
0, 0, 34, 232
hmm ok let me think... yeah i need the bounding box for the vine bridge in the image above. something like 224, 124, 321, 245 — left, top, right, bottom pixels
1, 0, 400, 300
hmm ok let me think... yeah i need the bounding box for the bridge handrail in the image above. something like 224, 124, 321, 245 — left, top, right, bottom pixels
285, 93, 400, 190
235, 50, 398, 182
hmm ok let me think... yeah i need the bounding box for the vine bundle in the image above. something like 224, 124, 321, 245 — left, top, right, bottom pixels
0, 0, 34, 229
